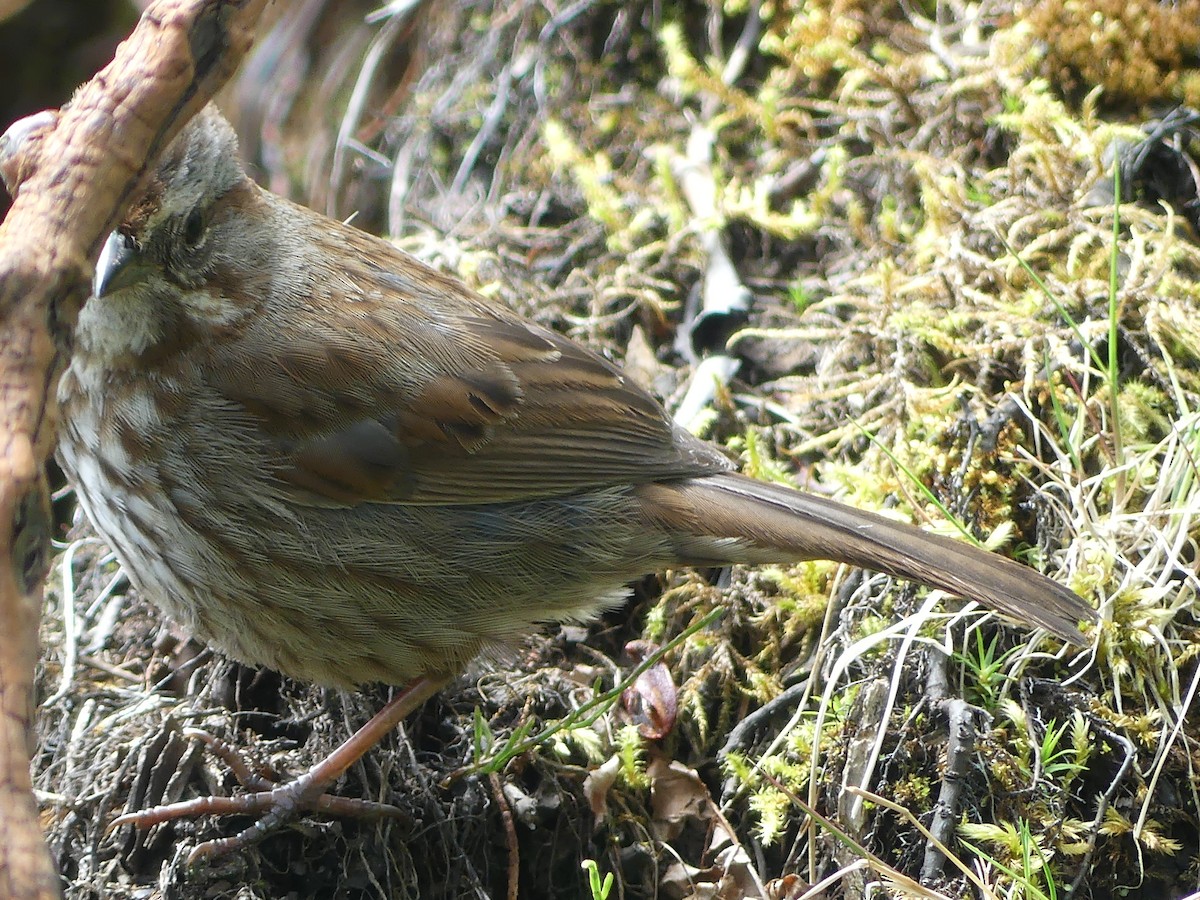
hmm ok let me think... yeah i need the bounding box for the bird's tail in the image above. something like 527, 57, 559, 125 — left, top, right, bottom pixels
634, 472, 1095, 645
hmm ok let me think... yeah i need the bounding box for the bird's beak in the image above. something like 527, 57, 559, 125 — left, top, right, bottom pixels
93, 231, 151, 297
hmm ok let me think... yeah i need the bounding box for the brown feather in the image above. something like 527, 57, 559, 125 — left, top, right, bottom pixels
636, 474, 1094, 644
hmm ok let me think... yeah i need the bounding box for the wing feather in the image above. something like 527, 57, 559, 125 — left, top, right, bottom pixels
206, 217, 729, 506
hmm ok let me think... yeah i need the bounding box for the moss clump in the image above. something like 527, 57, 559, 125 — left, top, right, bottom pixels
1028, 0, 1200, 104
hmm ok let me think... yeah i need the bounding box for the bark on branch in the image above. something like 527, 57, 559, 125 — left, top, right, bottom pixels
0, 1, 268, 896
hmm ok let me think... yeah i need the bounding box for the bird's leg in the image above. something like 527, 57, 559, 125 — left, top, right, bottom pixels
110, 676, 448, 862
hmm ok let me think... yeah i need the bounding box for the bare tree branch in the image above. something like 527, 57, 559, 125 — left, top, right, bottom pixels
0, 2, 269, 896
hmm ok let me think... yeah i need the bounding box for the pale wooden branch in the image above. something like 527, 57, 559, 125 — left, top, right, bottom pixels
0, 1, 269, 897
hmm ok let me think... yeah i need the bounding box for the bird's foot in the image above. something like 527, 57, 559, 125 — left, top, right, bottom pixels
110, 676, 447, 862
110, 728, 408, 863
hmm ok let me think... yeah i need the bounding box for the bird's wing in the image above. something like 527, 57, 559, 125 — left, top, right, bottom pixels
206, 224, 729, 506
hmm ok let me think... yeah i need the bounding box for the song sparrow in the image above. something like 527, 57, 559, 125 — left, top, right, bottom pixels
57, 106, 1095, 856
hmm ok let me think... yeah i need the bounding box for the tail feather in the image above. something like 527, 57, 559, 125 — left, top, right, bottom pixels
636, 472, 1096, 645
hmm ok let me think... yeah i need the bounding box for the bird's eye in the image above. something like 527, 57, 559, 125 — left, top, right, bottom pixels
182, 209, 205, 248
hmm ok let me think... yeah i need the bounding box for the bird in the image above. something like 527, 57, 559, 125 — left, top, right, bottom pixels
56, 104, 1096, 859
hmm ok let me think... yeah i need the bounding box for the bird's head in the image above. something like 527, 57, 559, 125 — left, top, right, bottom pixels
93, 106, 247, 298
